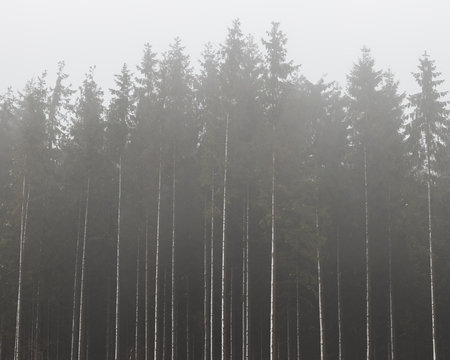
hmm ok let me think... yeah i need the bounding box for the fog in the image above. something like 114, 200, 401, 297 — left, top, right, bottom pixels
2, 0, 449, 95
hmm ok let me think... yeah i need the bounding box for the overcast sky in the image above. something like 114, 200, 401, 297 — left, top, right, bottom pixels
1, 0, 449, 98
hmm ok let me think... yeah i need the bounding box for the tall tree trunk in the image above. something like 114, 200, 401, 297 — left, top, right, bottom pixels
221, 114, 230, 360
316, 210, 325, 360
387, 193, 394, 360
171, 146, 177, 360
71, 191, 83, 360
242, 200, 246, 360
203, 195, 209, 360
163, 270, 167, 360
210, 172, 215, 360
270, 147, 276, 360
287, 310, 290, 360
154, 130, 163, 360
135, 235, 141, 360
145, 219, 149, 360
106, 280, 112, 360
363, 146, 370, 360
296, 273, 300, 360
186, 277, 190, 360
245, 192, 249, 360
337, 228, 343, 360
114, 157, 123, 360
230, 270, 233, 360
425, 125, 437, 360
77, 177, 90, 360
14, 176, 30, 360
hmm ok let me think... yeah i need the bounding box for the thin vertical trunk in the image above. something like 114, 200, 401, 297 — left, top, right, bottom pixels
186, 278, 190, 360
154, 127, 163, 360
425, 123, 437, 360
14, 176, 30, 360
387, 193, 394, 360
135, 235, 141, 360
364, 146, 370, 360
46, 302, 50, 360
145, 218, 149, 360
71, 191, 83, 360
33, 283, 40, 360
163, 270, 167, 360
242, 201, 246, 360
114, 157, 123, 360
287, 310, 290, 360
77, 177, 90, 360
210, 172, 215, 360
203, 195, 209, 360
245, 191, 249, 360
106, 280, 111, 360
337, 228, 343, 360
296, 273, 300, 360
316, 209, 324, 360
270, 144, 276, 360
171, 146, 177, 360
221, 114, 230, 360
230, 270, 233, 360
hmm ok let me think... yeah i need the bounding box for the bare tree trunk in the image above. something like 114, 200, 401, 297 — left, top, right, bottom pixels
71, 191, 83, 360
387, 193, 394, 360
363, 146, 370, 360
230, 270, 233, 360
171, 146, 177, 360
145, 219, 149, 360
270, 148, 276, 360
210, 172, 215, 360
337, 228, 343, 360
186, 278, 190, 360
424, 125, 437, 360
77, 177, 90, 360
154, 134, 163, 360
242, 201, 246, 360
245, 192, 249, 360
106, 280, 112, 360
33, 283, 40, 360
14, 177, 30, 360
221, 114, 230, 360
163, 270, 167, 360
135, 235, 141, 360
114, 157, 123, 360
287, 310, 290, 360
296, 273, 300, 360
203, 196, 209, 360
316, 209, 325, 360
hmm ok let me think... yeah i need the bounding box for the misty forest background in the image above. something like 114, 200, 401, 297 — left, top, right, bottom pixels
1, 20, 450, 360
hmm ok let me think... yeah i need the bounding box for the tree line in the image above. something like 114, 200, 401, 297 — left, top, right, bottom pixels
1, 19, 450, 360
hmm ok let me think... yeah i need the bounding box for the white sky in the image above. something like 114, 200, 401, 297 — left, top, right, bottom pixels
1, 0, 449, 98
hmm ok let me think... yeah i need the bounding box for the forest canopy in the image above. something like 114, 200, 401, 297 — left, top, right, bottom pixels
1, 20, 450, 360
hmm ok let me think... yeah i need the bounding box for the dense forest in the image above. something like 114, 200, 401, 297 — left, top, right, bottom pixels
1, 20, 450, 360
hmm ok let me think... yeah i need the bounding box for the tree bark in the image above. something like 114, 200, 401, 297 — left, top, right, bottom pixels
364, 146, 370, 360
114, 157, 123, 360
337, 228, 343, 360
316, 209, 325, 360
270, 148, 276, 360
14, 176, 30, 360
171, 146, 177, 360
154, 129, 163, 360
135, 235, 141, 360
71, 191, 83, 360
145, 219, 149, 360
77, 177, 90, 360
221, 114, 229, 360
210, 172, 215, 360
